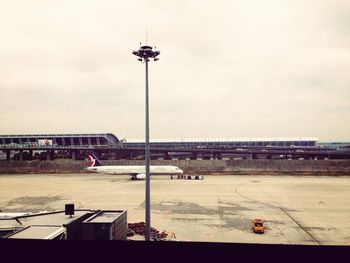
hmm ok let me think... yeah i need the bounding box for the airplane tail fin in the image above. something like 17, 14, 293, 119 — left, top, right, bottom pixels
88, 153, 102, 167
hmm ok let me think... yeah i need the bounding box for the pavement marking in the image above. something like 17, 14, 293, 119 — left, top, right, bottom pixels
234, 182, 322, 244
279, 207, 321, 245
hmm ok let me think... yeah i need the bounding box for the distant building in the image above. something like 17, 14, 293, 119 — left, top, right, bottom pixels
0, 133, 119, 147
125, 137, 318, 148
2, 134, 348, 160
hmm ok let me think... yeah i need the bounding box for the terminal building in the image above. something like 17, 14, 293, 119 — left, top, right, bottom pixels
0, 133, 119, 147
0, 133, 348, 160
124, 137, 318, 148
0, 134, 318, 149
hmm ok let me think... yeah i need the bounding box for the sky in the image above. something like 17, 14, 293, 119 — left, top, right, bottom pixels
0, 0, 349, 141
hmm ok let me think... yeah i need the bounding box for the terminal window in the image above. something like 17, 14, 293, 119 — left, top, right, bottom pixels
56, 138, 62, 145
100, 138, 108, 145
73, 138, 80, 146
82, 138, 88, 145
91, 137, 97, 145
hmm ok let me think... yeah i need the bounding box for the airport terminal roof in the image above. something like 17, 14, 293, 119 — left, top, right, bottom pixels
0, 133, 119, 146
0, 133, 118, 140
126, 137, 318, 143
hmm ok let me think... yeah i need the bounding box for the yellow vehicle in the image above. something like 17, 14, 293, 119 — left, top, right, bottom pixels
252, 219, 264, 234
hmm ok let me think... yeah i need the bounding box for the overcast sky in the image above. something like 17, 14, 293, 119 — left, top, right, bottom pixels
0, 0, 349, 141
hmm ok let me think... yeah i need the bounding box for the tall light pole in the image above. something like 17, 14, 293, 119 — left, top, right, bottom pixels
132, 45, 160, 241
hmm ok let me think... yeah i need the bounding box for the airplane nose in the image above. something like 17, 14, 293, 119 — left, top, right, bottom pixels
180, 169, 183, 174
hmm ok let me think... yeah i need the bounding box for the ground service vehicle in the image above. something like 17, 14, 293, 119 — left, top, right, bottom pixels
252, 219, 264, 234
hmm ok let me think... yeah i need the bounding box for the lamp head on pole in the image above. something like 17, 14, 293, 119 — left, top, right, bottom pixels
133, 45, 160, 63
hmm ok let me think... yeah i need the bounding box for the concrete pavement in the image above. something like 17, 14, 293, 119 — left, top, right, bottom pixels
0, 174, 349, 244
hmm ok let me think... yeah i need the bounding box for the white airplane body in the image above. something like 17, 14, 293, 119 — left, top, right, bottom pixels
86, 154, 183, 180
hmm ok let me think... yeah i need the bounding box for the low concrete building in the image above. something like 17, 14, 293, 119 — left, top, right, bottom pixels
0, 208, 127, 240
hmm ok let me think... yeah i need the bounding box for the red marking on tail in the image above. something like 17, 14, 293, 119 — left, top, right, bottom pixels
88, 155, 95, 167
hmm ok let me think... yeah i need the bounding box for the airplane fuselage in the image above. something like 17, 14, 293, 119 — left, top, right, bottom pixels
86, 165, 183, 176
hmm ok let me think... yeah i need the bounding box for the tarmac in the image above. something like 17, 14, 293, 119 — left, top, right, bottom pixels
0, 173, 349, 245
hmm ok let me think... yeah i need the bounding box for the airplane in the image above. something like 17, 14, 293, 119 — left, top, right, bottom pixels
86, 153, 183, 180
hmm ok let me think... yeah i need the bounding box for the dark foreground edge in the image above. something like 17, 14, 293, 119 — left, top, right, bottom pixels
1, 239, 349, 262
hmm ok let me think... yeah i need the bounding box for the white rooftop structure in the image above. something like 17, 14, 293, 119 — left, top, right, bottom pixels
126, 137, 318, 143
